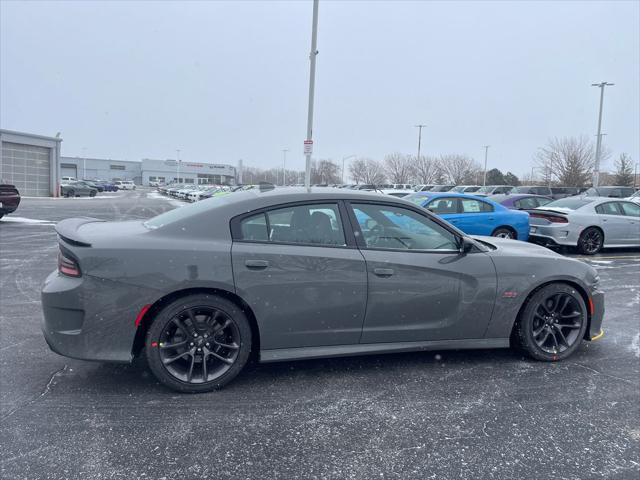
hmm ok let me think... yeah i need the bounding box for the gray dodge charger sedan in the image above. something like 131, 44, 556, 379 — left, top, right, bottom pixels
42, 187, 605, 392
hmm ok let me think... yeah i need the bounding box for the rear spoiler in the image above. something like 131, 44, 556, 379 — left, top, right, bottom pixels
55, 217, 105, 247
526, 209, 569, 216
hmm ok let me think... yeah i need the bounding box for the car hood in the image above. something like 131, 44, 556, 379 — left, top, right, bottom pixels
472, 235, 563, 258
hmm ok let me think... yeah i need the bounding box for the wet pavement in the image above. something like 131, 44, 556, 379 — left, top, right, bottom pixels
1, 189, 638, 479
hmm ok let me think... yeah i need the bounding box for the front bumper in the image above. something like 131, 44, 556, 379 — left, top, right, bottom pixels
41, 270, 141, 363
587, 288, 605, 341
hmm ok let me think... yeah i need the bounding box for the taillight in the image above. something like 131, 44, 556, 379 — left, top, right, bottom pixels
530, 213, 568, 223
58, 249, 81, 277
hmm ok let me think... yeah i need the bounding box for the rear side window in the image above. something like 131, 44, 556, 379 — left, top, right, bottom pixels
238, 203, 346, 246
515, 197, 538, 210
460, 198, 493, 213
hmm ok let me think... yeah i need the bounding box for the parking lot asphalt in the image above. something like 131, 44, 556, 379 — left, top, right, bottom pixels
1, 189, 638, 480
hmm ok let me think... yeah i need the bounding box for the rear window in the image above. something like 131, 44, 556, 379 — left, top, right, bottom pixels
144, 194, 234, 229
542, 198, 594, 210
404, 194, 428, 206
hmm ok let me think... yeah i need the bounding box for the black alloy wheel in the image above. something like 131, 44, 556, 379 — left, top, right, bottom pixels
514, 283, 588, 361
492, 227, 516, 239
146, 294, 251, 392
578, 227, 603, 255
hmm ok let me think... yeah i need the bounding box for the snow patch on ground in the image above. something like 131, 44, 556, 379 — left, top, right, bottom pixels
0, 216, 56, 225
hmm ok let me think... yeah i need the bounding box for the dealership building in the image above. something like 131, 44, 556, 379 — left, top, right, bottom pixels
1, 129, 237, 196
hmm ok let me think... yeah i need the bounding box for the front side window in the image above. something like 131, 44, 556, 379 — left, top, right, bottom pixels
426, 197, 458, 214
595, 202, 623, 215
351, 203, 458, 251
620, 202, 640, 217
460, 198, 493, 213
238, 204, 346, 246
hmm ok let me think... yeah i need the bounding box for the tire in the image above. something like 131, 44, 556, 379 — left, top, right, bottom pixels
513, 283, 588, 361
66, 189, 75, 198
0, 213, 4, 219
492, 227, 516, 239
578, 227, 603, 255
89, 190, 96, 197
145, 294, 252, 393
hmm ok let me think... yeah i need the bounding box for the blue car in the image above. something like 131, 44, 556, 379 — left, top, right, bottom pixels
404, 192, 530, 241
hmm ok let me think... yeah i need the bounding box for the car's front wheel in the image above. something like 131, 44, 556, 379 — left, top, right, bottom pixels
513, 283, 588, 361
145, 294, 252, 393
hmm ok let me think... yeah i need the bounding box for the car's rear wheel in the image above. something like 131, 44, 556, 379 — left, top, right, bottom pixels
578, 227, 603, 255
514, 283, 588, 361
65, 189, 75, 198
89, 190, 96, 197
145, 294, 252, 393
492, 227, 516, 239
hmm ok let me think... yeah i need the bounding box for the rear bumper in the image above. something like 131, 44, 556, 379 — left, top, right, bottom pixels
528, 224, 580, 247
41, 270, 139, 363
0, 195, 20, 214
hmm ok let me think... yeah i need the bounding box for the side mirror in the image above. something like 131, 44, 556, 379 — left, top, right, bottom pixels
459, 237, 475, 254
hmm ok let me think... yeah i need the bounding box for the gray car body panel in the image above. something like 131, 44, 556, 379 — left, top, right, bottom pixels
41, 187, 604, 364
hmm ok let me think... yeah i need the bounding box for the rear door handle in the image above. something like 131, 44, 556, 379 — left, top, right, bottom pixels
373, 268, 394, 277
245, 259, 269, 269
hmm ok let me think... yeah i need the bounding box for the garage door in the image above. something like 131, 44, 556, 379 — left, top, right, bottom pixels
1, 142, 51, 196
60, 163, 77, 180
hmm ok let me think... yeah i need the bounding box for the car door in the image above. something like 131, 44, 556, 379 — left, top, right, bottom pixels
595, 202, 628, 245
347, 201, 497, 344
620, 201, 640, 245
453, 197, 496, 236
231, 201, 367, 350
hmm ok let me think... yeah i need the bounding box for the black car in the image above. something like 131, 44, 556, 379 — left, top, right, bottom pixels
0, 183, 21, 218
81, 180, 105, 192
60, 181, 97, 198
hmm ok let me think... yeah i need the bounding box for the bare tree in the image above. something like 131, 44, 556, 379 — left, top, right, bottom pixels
412, 155, 439, 184
311, 159, 340, 184
437, 154, 481, 184
535, 136, 604, 187
614, 153, 634, 186
383, 153, 414, 184
348, 158, 386, 185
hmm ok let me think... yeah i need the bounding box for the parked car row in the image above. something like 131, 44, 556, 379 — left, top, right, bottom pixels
59, 178, 136, 197
157, 183, 234, 202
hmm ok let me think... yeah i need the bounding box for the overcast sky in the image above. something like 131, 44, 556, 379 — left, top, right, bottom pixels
1, 0, 638, 177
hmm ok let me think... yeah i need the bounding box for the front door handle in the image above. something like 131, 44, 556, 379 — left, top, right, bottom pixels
373, 268, 394, 277
245, 259, 269, 269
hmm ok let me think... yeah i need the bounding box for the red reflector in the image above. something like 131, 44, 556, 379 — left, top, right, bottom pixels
58, 250, 81, 277
588, 297, 594, 316
135, 304, 152, 328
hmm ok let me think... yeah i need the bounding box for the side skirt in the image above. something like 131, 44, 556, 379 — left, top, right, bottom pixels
260, 338, 510, 363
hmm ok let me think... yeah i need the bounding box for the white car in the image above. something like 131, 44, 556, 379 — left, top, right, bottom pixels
625, 191, 640, 205
380, 188, 411, 198
61, 176, 77, 182
114, 180, 136, 190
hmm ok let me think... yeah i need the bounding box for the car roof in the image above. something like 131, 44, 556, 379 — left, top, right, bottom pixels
406, 191, 488, 199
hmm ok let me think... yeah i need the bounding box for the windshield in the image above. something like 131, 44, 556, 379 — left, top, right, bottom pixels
476, 186, 494, 193
541, 198, 594, 210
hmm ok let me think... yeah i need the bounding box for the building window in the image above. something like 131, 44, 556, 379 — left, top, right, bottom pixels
110, 165, 126, 170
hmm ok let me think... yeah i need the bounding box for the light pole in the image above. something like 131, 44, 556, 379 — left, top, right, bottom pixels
341, 154, 356, 183
414, 124, 426, 161
176, 149, 181, 183
591, 82, 614, 187
282, 149, 289, 186
304, 0, 320, 188
482, 145, 490, 186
